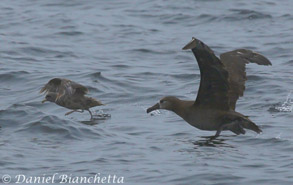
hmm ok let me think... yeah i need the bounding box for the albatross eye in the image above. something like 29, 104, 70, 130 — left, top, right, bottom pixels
160, 100, 165, 104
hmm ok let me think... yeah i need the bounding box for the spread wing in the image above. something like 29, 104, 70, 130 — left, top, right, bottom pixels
220, 49, 272, 110
40, 78, 88, 98
192, 46, 230, 110
183, 38, 272, 111
182, 38, 231, 110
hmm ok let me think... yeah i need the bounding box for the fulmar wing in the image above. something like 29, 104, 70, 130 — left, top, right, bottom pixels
40, 78, 63, 94
220, 49, 272, 110
183, 37, 230, 110
40, 78, 88, 99
62, 79, 89, 97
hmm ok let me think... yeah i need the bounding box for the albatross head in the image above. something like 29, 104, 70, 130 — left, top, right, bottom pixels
42, 92, 57, 103
147, 96, 179, 113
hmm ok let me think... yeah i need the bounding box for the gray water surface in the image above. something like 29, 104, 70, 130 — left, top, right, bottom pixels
0, 0, 293, 184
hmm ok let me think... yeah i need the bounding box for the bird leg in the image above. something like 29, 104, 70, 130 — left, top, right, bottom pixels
209, 126, 224, 140
65, 109, 94, 120
87, 109, 93, 120
210, 121, 246, 140
65, 110, 84, 116
65, 110, 75, 116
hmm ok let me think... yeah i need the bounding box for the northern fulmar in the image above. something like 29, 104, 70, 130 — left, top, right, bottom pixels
40, 78, 103, 119
147, 37, 272, 139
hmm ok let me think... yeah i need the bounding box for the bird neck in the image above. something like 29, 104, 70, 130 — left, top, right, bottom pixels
171, 99, 194, 119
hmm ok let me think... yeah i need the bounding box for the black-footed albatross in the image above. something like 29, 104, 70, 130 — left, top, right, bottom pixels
40, 78, 103, 119
147, 37, 272, 138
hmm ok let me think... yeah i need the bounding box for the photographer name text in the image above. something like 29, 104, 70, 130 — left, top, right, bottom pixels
2, 173, 124, 184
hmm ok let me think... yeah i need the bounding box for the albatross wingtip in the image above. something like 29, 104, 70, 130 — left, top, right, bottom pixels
267, 60, 273, 66
182, 37, 197, 50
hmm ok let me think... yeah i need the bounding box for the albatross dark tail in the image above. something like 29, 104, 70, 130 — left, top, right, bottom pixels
224, 115, 262, 135
241, 120, 262, 134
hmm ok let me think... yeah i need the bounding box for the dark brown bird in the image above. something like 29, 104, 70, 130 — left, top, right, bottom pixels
147, 37, 272, 139
40, 78, 103, 119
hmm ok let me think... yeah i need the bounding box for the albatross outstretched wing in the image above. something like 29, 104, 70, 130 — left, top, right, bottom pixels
183, 37, 272, 111
220, 49, 272, 110
183, 37, 230, 110
40, 78, 88, 98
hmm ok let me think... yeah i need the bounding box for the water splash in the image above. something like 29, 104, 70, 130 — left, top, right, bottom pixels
275, 133, 282, 139
272, 91, 293, 112
142, 105, 161, 116
93, 109, 111, 120
149, 109, 161, 116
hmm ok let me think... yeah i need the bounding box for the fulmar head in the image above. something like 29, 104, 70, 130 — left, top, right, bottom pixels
42, 92, 57, 103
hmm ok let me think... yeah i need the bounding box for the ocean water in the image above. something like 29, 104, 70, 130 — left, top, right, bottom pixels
0, 0, 292, 184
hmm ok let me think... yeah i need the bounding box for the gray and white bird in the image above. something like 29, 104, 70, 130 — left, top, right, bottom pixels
40, 78, 103, 119
147, 37, 272, 139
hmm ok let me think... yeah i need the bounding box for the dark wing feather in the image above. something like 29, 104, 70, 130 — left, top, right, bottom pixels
40, 78, 88, 98
191, 43, 230, 110
60, 79, 88, 96
40, 78, 62, 94
220, 49, 271, 110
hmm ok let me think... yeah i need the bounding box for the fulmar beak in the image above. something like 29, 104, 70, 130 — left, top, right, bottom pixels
93, 100, 104, 106
146, 103, 160, 113
42, 99, 47, 103
182, 37, 197, 50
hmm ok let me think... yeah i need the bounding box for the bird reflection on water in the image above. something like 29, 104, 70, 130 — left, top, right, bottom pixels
191, 136, 235, 148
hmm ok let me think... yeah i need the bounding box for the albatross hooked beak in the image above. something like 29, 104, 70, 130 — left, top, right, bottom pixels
146, 103, 160, 113
182, 37, 197, 50
42, 99, 47, 103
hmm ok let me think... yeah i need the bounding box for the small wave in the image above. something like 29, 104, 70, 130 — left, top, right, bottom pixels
18, 46, 78, 58
15, 115, 81, 139
224, 9, 272, 21
161, 13, 194, 24
43, 2, 83, 7
111, 64, 130, 69
0, 71, 30, 82
169, 73, 199, 80
246, 75, 264, 81
56, 31, 84, 36
285, 60, 293, 66
17, 115, 106, 140
87, 71, 102, 78
197, 14, 218, 23
280, 14, 293, 20
131, 48, 174, 55
85, 71, 119, 86
191, 9, 272, 23
0, 104, 105, 139
132, 48, 156, 53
